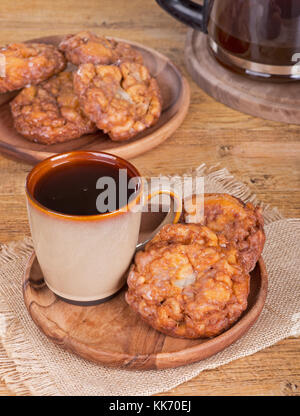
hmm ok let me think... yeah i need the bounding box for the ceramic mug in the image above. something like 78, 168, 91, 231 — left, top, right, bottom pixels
156, 0, 300, 81
25, 151, 181, 304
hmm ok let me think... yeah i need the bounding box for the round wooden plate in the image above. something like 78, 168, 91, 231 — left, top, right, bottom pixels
185, 29, 300, 125
0, 35, 190, 164
23, 211, 268, 370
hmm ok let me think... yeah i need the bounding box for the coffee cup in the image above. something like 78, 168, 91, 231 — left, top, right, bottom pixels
25, 151, 181, 304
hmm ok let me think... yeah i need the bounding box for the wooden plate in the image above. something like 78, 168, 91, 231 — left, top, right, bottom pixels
185, 29, 300, 125
0, 35, 190, 164
22, 210, 268, 370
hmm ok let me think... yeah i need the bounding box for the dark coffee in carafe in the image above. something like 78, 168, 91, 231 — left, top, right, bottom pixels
156, 0, 300, 81
208, 0, 300, 80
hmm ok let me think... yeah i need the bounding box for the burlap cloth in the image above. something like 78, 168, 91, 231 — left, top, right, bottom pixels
0, 165, 299, 396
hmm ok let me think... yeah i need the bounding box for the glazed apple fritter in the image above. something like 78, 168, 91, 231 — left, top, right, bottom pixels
59, 31, 143, 66
10, 71, 97, 145
126, 223, 250, 339
74, 61, 162, 141
181, 193, 265, 272
0, 43, 66, 93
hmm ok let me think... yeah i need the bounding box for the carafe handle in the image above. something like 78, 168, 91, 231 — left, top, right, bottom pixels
155, 0, 210, 33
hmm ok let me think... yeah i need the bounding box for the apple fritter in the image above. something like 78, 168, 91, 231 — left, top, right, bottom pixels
74, 62, 162, 141
59, 31, 143, 66
0, 43, 66, 93
181, 193, 265, 272
10, 71, 97, 144
126, 224, 250, 339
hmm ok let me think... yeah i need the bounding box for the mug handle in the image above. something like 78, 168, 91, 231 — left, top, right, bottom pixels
155, 0, 210, 33
135, 189, 182, 251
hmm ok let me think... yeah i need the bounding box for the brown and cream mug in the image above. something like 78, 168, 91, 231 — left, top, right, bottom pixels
25, 151, 181, 304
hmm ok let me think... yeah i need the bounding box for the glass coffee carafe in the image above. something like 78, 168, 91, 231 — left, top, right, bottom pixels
156, 0, 300, 81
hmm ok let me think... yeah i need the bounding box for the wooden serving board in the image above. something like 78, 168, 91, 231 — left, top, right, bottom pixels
185, 29, 300, 125
22, 213, 268, 370
0, 35, 190, 164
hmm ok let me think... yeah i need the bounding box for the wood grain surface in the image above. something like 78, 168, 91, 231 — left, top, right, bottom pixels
0, 0, 299, 396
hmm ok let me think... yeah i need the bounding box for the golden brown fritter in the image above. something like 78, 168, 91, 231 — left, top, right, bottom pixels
73, 61, 162, 141
126, 224, 250, 339
59, 31, 143, 66
0, 43, 66, 93
10, 71, 97, 145
181, 193, 265, 272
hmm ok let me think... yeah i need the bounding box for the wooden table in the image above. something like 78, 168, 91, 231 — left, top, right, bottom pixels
0, 0, 299, 396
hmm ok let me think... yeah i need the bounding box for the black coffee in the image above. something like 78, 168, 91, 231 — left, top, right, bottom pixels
208, 0, 300, 67
34, 161, 138, 216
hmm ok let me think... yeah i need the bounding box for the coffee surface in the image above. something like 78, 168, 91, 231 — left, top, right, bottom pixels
34, 161, 137, 215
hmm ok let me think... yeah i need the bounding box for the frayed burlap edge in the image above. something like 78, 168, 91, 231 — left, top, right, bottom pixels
0, 237, 60, 396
